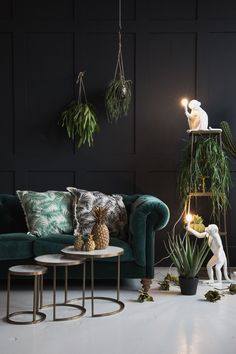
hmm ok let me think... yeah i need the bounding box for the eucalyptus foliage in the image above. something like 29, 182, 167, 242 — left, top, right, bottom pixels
105, 79, 132, 123
60, 101, 98, 148
164, 233, 210, 278
179, 136, 231, 217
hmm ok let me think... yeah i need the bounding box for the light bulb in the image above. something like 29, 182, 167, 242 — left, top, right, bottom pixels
186, 213, 192, 224
181, 98, 189, 107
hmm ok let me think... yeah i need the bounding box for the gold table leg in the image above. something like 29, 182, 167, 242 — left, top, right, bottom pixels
6, 272, 46, 325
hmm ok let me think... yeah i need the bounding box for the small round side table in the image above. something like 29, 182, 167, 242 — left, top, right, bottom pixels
35, 254, 86, 321
61, 246, 125, 317
6, 265, 47, 325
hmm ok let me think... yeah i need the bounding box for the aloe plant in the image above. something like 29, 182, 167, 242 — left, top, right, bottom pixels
164, 233, 210, 278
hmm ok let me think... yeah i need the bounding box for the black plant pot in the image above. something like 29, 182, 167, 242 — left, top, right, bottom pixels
179, 276, 199, 295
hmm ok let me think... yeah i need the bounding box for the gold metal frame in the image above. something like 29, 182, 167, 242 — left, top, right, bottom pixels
67, 254, 125, 317
6, 272, 46, 325
37, 263, 86, 321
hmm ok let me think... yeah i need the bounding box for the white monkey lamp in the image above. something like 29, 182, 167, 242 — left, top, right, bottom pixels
186, 223, 231, 285
181, 98, 208, 131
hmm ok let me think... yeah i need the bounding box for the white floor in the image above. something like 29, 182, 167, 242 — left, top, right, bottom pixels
0, 268, 236, 354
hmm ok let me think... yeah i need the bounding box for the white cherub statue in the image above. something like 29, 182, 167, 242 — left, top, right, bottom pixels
186, 224, 231, 284
184, 99, 208, 131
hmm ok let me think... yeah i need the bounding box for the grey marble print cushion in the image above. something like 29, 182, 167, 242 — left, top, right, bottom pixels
67, 187, 128, 238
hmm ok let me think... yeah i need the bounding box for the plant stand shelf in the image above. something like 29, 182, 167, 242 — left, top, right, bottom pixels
186, 130, 230, 268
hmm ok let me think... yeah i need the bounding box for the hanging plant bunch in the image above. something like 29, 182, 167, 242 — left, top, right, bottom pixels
60, 72, 99, 148
105, 73, 132, 123
105, 1, 132, 123
178, 135, 231, 218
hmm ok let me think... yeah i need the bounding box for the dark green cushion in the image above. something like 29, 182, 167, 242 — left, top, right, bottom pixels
0, 233, 36, 260
33, 235, 134, 262
0, 194, 27, 233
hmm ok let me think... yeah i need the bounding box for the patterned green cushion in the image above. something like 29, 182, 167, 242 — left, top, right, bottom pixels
16, 190, 73, 237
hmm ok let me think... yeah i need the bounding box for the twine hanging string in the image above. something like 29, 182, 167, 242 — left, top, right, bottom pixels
76, 71, 87, 104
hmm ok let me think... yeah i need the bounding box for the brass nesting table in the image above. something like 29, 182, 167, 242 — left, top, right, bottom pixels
61, 245, 125, 317
6, 265, 47, 325
35, 254, 86, 321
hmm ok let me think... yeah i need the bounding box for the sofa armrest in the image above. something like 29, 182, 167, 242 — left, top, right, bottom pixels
128, 195, 170, 270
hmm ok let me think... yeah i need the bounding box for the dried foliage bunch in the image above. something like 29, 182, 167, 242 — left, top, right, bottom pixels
179, 136, 231, 218
60, 72, 99, 148
164, 233, 210, 279
204, 290, 221, 302
137, 289, 154, 303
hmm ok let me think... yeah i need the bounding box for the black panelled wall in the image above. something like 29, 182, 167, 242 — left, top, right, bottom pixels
1, 0, 236, 264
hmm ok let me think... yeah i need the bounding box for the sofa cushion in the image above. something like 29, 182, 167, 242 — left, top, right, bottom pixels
67, 187, 127, 238
0, 194, 27, 233
33, 235, 133, 262
17, 190, 73, 237
0, 233, 36, 260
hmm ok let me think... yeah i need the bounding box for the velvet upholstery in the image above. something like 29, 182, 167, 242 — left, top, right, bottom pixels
0, 233, 36, 260
0, 194, 170, 280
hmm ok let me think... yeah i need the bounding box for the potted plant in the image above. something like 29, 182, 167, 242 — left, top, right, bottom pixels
164, 233, 210, 295
179, 135, 231, 218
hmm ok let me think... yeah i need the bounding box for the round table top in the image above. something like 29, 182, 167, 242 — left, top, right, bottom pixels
35, 254, 86, 267
9, 264, 48, 276
61, 245, 124, 259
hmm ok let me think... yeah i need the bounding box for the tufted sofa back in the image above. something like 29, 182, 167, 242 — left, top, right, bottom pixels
0, 194, 27, 233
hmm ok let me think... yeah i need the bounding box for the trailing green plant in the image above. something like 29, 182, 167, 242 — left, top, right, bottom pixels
105, 78, 132, 123
59, 72, 99, 148
204, 290, 221, 302
164, 233, 210, 279
220, 121, 236, 158
179, 136, 231, 217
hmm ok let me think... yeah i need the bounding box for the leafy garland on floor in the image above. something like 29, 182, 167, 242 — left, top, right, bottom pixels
59, 72, 99, 148
105, 0, 132, 123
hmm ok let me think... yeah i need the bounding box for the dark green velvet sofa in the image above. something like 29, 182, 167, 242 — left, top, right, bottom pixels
0, 194, 169, 291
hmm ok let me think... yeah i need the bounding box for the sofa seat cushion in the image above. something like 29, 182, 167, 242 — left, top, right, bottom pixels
33, 235, 134, 262
0, 233, 36, 260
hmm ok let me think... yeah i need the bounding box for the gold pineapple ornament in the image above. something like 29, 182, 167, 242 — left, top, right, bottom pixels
74, 232, 84, 251
84, 234, 96, 252
92, 207, 109, 250
190, 214, 205, 233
